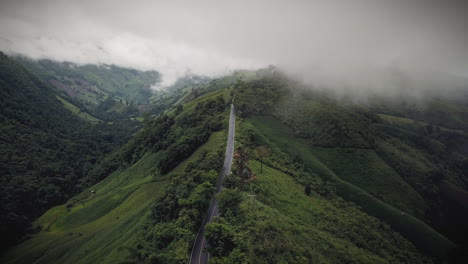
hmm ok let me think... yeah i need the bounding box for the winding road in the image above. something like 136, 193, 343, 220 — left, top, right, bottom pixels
189, 104, 236, 264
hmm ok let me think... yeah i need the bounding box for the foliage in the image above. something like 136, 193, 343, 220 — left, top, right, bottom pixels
217, 188, 243, 219
276, 98, 377, 148
81, 94, 226, 187
1, 82, 229, 264
205, 218, 236, 257
129, 140, 225, 264
241, 114, 455, 260
122, 91, 228, 263
210, 159, 433, 264
0, 151, 169, 264
0, 52, 136, 249
233, 72, 289, 116
235, 73, 468, 256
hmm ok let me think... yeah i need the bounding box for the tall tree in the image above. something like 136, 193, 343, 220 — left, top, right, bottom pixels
256, 145, 271, 174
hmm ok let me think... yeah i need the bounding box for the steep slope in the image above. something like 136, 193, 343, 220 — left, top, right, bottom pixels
15, 57, 159, 105
1, 133, 224, 264
0, 52, 133, 249
1, 85, 232, 263
229, 69, 468, 261
242, 115, 454, 259
14, 57, 220, 125
208, 161, 432, 263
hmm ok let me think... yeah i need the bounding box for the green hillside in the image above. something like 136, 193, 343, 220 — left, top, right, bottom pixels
1, 130, 225, 264
15, 57, 159, 104
1, 152, 166, 264
0, 52, 136, 249
208, 161, 432, 263
242, 115, 454, 259
1, 84, 231, 263
3, 64, 467, 263
55, 95, 101, 123
309, 147, 428, 217
229, 69, 468, 261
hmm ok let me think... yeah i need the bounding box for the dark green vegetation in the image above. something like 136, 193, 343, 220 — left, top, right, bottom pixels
129, 138, 225, 263
0, 131, 225, 264
126, 89, 230, 263
1, 52, 227, 251
1, 64, 233, 263
210, 69, 468, 262
0, 52, 140, 249
3, 59, 468, 264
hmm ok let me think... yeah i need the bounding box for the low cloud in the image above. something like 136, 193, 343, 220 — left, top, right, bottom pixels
1, 0, 467, 94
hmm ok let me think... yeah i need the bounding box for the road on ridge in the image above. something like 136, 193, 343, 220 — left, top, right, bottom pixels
189, 104, 236, 264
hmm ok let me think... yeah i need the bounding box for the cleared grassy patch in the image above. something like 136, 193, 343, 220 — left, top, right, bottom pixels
169, 131, 226, 175
56, 95, 101, 123
378, 114, 416, 125
378, 113, 466, 135
106, 101, 127, 113
177, 88, 229, 116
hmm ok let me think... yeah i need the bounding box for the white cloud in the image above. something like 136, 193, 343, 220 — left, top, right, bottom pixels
1, 0, 467, 92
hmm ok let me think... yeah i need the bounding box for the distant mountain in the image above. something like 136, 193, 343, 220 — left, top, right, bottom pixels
14, 57, 160, 104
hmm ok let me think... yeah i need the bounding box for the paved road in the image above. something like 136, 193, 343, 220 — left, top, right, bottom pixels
189, 104, 236, 264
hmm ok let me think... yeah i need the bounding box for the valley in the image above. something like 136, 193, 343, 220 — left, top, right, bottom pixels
1, 56, 468, 264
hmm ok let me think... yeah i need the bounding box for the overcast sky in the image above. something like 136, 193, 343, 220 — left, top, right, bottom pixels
1, 0, 468, 92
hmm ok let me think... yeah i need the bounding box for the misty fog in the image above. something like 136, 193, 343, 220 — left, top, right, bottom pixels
1, 0, 467, 96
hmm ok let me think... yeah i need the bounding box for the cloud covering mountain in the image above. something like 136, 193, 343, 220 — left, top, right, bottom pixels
1, 0, 467, 92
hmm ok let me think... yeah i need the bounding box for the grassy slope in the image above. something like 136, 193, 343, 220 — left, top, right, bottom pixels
0, 152, 165, 264
55, 96, 101, 123
176, 88, 229, 116
242, 161, 429, 264
1, 129, 226, 264
244, 115, 455, 258
378, 114, 417, 125
309, 147, 428, 218
106, 101, 128, 113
